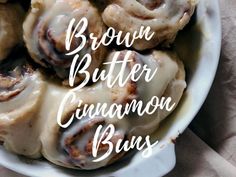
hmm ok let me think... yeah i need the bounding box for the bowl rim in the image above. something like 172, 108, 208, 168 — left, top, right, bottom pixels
0, 0, 222, 176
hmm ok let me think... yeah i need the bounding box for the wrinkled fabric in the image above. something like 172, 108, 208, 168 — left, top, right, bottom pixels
0, 167, 22, 177
190, 0, 236, 167
1, 0, 236, 176
167, 0, 236, 176
166, 129, 236, 177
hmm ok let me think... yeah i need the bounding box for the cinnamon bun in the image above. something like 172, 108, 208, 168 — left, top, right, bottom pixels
0, 55, 46, 158
23, 0, 107, 82
102, 0, 196, 50
0, 3, 25, 61
40, 49, 186, 169
104, 50, 186, 135
127, 50, 186, 135
40, 86, 129, 170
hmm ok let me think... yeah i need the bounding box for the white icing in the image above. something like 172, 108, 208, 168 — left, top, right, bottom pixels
0, 71, 46, 158
40, 50, 186, 169
102, 0, 196, 50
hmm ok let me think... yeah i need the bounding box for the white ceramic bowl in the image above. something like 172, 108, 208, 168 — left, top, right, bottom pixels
0, 0, 221, 176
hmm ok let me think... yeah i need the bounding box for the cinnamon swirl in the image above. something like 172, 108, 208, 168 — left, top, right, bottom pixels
23, 0, 107, 82
0, 55, 46, 158
102, 0, 196, 50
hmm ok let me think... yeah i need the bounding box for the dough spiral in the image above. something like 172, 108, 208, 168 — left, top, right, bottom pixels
0, 55, 46, 158
102, 0, 196, 50
23, 0, 107, 82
